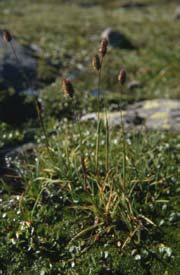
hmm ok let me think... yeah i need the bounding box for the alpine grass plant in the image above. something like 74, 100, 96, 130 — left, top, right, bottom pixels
72, 43, 154, 253
0, 32, 179, 274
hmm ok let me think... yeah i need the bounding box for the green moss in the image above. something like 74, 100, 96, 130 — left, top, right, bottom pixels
37, 58, 59, 84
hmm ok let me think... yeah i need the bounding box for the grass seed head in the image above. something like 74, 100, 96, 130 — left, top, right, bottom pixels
92, 54, 101, 72
99, 38, 108, 58
3, 30, 12, 43
118, 68, 127, 85
62, 78, 74, 98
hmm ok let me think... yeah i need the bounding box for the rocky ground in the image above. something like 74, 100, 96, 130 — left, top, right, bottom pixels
81, 99, 180, 131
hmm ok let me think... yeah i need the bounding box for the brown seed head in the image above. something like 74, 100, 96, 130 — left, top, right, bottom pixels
62, 78, 74, 98
118, 68, 127, 85
99, 38, 108, 58
92, 54, 101, 72
3, 30, 12, 43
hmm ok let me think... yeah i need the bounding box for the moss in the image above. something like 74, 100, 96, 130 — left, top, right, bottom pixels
37, 58, 59, 85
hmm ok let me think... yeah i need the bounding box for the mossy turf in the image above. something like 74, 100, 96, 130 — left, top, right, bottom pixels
0, 0, 180, 274
0, 127, 179, 274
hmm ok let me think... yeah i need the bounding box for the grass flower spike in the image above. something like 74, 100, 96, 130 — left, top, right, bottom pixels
3, 30, 12, 43
118, 68, 127, 85
62, 78, 75, 98
92, 54, 101, 72
99, 38, 108, 58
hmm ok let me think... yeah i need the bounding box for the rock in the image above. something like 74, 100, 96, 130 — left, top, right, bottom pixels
81, 113, 98, 122
0, 31, 58, 124
0, 143, 36, 193
101, 28, 135, 49
120, 2, 147, 9
127, 80, 142, 90
0, 89, 38, 124
4, 142, 36, 160
30, 43, 42, 55
81, 99, 180, 131
0, 31, 37, 92
0, 31, 59, 93
175, 6, 180, 20
79, 2, 97, 8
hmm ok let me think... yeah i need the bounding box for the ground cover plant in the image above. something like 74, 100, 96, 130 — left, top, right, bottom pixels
0, 0, 180, 274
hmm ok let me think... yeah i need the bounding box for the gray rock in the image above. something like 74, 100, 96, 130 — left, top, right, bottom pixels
127, 80, 142, 90
81, 113, 98, 122
101, 28, 135, 49
0, 143, 36, 193
175, 6, 180, 20
5, 142, 36, 160
79, 2, 97, 8
81, 99, 180, 131
0, 30, 37, 92
120, 2, 147, 9
30, 43, 42, 55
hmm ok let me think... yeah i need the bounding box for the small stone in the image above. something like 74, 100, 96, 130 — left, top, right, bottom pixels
175, 6, 180, 20
127, 80, 142, 90
101, 28, 135, 49
121, 2, 147, 9
30, 43, 42, 54
0, 143, 36, 193
81, 113, 98, 122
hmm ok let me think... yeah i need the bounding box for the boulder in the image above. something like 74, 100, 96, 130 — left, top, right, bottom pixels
175, 6, 180, 20
0, 31, 56, 124
101, 28, 135, 49
0, 142, 36, 193
0, 31, 59, 92
81, 99, 180, 131
0, 31, 37, 92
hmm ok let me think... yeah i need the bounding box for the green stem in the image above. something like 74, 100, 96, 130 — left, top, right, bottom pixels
119, 100, 126, 189
95, 58, 104, 178
69, 222, 104, 244
78, 115, 87, 187
73, 99, 87, 188
105, 110, 109, 173
95, 71, 101, 177
97, 68, 102, 120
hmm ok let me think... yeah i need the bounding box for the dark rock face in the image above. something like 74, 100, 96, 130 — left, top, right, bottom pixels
0, 90, 37, 124
0, 31, 37, 92
101, 28, 135, 49
0, 31, 55, 124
